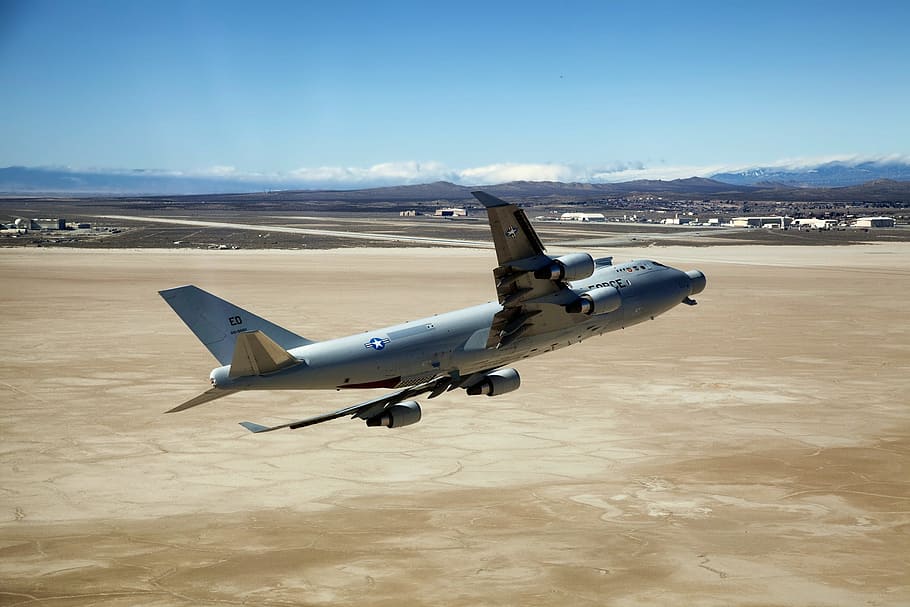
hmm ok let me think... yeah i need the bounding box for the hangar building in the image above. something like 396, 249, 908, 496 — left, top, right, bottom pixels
560, 212, 606, 222
854, 216, 895, 228
731, 216, 794, 229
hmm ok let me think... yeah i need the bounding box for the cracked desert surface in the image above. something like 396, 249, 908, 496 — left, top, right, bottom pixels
1, 244, 908, 606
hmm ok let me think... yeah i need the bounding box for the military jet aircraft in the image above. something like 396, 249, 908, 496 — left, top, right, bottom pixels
160, 191, 706, 432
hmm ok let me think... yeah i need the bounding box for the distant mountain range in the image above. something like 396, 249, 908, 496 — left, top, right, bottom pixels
711, 159, 910, 187
0, 166, 259, 196
2, 161, 909, 202
103, 178, 910, 205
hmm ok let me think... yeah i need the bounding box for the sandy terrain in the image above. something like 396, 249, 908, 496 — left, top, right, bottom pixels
1, 244, 908, 606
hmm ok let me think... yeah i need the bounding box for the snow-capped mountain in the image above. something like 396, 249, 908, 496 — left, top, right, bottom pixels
711, 159, 910, 187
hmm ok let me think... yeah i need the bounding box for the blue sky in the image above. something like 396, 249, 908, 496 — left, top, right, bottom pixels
1, 0, 908, 186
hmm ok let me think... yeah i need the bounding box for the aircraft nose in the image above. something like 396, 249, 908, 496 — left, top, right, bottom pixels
686, 269, 706, 295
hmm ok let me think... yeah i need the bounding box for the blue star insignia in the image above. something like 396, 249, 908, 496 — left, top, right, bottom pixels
365, 337, 390, 351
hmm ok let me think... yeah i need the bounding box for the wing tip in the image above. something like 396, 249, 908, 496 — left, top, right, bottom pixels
158, 284, 196, 298
239, 421, 272, 433
471, 191, 509, 208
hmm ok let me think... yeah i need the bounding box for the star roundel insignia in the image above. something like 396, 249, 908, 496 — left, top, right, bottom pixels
505, 226, 519, 238
365, 337, 391, 351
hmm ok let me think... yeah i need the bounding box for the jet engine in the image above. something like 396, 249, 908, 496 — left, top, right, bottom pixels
534, 253, 595, 282
686, 270, 706, 296
466, 368, 521, 396
366, 401, 422, 428
565, 285, 622, 315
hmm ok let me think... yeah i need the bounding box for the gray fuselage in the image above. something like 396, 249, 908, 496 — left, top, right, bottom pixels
211, 259, 701, 393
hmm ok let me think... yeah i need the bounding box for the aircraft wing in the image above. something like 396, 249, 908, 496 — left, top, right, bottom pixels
238, 375, 453, 433
472, 191, 580, 349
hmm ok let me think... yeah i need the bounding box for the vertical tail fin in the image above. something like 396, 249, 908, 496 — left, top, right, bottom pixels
159, 285, 313, 365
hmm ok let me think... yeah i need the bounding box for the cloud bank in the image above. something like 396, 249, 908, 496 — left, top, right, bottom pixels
6, 154, 908, 194
189, 160, 714, 187
216, 154, 910, 188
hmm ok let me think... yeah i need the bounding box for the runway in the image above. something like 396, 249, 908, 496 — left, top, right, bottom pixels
1, 244, 908, 605
97, 214, 494, 248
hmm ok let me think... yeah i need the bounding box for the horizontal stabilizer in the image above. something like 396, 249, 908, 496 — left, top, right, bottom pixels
229, 330, 301, 378
166, 387, 236, 413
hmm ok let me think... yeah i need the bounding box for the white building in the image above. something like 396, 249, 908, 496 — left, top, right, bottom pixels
560, 212, 605, 222
434, 208, 466, 217
731, 216, 794, 229
662, 214, 696, 225
792, 218, 838, 230
854, 216, 895, 228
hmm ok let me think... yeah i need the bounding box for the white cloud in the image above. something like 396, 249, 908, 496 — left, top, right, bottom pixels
285, 161, 454, 185
457, 163, 575, 184
278, 161, 587, 187
588, 163, 731, 182
203, 165, 238, 177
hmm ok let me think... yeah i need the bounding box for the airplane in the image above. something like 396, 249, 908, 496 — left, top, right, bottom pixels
160, 191, 706, 433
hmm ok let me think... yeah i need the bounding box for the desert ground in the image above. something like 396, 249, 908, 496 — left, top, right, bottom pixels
1, 244, 908, 606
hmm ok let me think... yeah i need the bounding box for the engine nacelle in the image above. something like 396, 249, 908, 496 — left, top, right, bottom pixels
534, 253, 595, 282
686, 269, 706, 295
566, 285, 622, 315
466, 367, 521, 397
366, 401, 422, 428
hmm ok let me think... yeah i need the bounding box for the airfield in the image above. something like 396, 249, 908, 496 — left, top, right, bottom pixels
1, 241, 909, 605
